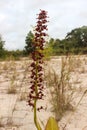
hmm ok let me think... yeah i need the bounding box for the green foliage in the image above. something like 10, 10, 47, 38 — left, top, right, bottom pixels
63, 26, 87, 54
43, 46, 53, 59
45, 117, 59, 130
47, 38, 61, 55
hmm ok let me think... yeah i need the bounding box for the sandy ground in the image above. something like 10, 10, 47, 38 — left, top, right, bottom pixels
0, 56, 87, 130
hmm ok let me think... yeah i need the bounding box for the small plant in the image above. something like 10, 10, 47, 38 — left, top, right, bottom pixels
28, 10, 59, 130
7, 69, 17, 94
8, 83, 17, 94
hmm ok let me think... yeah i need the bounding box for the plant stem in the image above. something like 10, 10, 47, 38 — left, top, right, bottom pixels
34, 59, 42, 130
34, 99, 42, 130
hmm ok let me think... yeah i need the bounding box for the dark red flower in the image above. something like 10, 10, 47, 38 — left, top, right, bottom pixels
28, 10, 48, 109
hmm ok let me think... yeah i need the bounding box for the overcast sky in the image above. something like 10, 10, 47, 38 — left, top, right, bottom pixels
0, 0, 87, 50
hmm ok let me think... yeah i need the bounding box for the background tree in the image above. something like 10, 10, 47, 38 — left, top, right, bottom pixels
24, 31, 34, 55
0, 35, 5, 58
65, 26, 87, 47
56, 26, 87, 55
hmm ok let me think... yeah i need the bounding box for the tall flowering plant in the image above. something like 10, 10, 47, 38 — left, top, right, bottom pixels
28, 10, 59, 130
28, 9, 48, 130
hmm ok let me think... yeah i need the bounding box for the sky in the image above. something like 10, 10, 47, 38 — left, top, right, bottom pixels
0, 0, 87, 50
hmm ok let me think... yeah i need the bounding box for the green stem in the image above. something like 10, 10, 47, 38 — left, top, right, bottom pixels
34, 58, 42, 130
34, 99, 42, 130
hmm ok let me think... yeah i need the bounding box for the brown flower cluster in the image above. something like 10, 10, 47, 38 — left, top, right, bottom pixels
28, 10, 48, 110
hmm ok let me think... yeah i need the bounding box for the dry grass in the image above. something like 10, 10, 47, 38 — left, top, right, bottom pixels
45, 57, 75, 121
45, 55, 86, 121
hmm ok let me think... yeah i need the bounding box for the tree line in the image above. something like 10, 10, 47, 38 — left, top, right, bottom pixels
46, 26, 87, 55
0, 26, 87, 59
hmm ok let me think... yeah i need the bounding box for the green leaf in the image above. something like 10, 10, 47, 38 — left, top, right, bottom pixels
45, 117, 59, 130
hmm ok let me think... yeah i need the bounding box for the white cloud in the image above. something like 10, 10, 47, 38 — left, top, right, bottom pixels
0, 0, 87, 50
